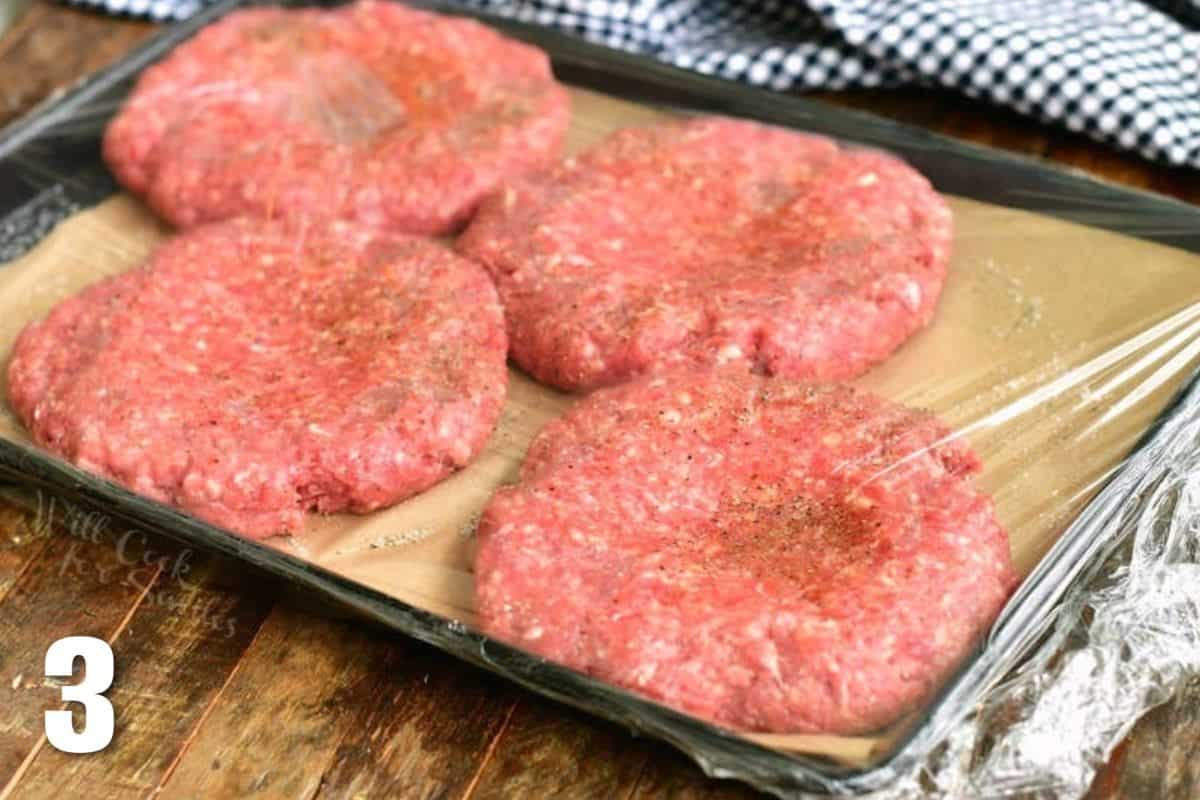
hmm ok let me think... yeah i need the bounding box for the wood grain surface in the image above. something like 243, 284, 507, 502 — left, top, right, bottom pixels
0, 3, 1198, 798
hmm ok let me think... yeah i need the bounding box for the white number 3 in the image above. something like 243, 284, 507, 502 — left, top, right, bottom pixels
44, 636, 114, 753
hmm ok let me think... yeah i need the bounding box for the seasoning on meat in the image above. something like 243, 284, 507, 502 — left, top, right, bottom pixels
7, 218, 508, 539
475, 368, 1016, 733
103, 0, 570, 234
459, 117, 953, 391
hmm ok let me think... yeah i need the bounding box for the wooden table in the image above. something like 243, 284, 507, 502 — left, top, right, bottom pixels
1, 4, 1198, 798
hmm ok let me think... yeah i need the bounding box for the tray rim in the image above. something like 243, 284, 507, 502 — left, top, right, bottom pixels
1, 1, 1199, 794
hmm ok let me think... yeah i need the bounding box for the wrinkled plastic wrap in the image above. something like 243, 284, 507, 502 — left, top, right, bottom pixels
2, 1, 1200, 797
855, 369, 1200, 799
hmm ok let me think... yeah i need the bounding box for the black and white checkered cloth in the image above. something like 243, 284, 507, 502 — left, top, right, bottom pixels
75, 0, 210, 20
62, 0, 1200, 169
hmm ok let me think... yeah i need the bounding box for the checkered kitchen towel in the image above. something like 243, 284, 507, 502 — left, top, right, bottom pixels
64, 0, 1200, 168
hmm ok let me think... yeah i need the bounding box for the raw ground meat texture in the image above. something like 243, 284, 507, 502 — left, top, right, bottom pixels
475, 369, 1017, 734
458, 116, 953, 392
103, 0, 570, 234
6, 218, 508, 539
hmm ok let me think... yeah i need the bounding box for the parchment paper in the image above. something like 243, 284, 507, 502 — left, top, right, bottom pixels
3, 87, 1200, 764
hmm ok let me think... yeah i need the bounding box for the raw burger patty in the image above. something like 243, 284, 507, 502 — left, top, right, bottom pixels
475, 369, 1016, 734
458, 117, 953, 391
7, 219, 507, 539
103, 0, 569, 234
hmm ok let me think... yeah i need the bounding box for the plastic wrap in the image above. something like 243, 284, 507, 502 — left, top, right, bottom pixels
2, 1, 1200, 796
855, 365, 1200, 799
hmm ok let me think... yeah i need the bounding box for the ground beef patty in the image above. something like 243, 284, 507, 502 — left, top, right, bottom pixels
458, 117, 952, 392
7, 219, 507, 539
475, 369, 1016, 733
103, 0, 569, 234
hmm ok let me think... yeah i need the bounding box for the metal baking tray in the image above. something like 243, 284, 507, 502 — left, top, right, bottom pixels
2, 1, 1199, 794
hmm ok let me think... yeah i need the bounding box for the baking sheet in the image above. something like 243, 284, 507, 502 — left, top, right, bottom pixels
3, 84, 1200, 768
